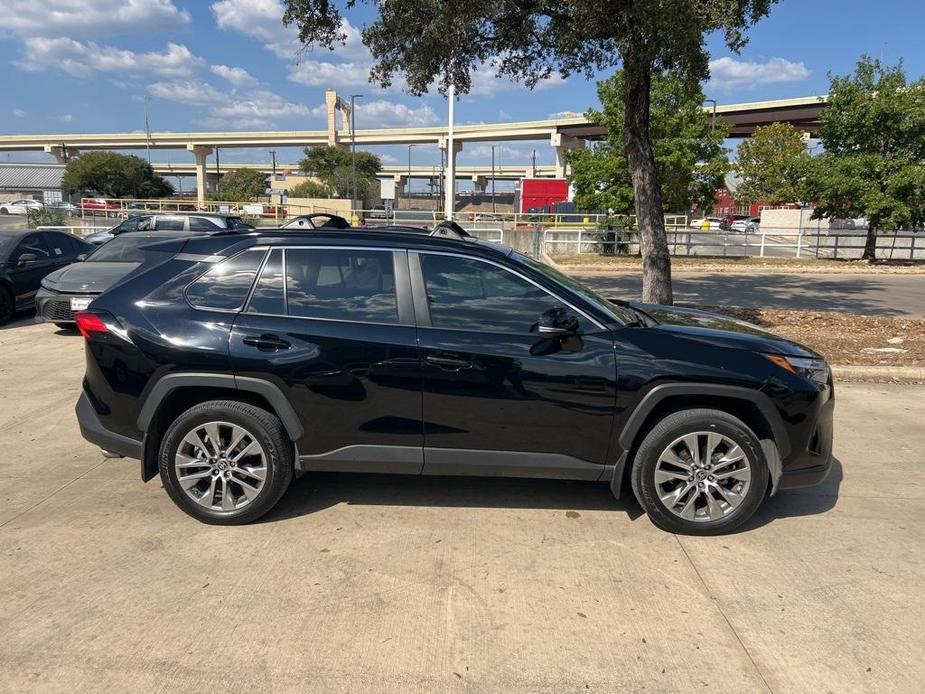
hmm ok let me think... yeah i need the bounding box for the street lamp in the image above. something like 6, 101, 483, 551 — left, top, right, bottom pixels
350, 94, 363, 212
703, 99, 717, 133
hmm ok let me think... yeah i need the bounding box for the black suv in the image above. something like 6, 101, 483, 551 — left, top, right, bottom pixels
75, 229, 833, 534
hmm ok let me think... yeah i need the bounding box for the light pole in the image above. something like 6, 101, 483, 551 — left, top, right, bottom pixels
269, 150, 277, 179
444, 83, 456, 220
491, 145, 496, 213
532, 149, 537, 177
704, 99, 717, 133
407, 143, 417, 210
350, 94, 362, 213
143, 96, 151, 164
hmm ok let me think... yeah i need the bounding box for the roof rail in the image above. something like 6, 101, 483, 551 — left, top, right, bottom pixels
430, 220, 473, 240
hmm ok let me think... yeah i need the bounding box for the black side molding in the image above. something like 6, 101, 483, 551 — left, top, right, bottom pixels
136, 372, 304, 441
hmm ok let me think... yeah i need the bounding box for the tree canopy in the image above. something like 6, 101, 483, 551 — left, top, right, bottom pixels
567, 71, 729, 217
734, 122, 808, 206
282, 0, 780, 304
61, 151, 173, 199
801, 57, 925, 260
288, 180, 331, 199
216, 168, 268, 202
298, 145, 381, 205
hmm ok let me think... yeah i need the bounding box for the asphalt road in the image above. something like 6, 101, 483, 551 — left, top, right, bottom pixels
578, 271, 925, 318
1, 321, 923, 692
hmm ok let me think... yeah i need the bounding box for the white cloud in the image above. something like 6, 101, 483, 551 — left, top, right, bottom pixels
315, 100, 439, 129
709, 57, 810, 92
288, 59, 375, 90
0, 0, 191, 39
462, 144, 538, 163
210, 64, 258, 88
202, 90, 314, 129
465, 63, 567, 98
211, 0, 299, 59
52, 113, 73, 123
149, 80, 226, 106
548, 110, 580, 120
12, 108, 26, 118
18, 38, 203, 78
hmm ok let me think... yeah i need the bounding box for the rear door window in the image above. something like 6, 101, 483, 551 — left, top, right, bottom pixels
285, 248, 398, 323
189, 216, 223, 231
246, 249, 285, 315
155, 216, 186, 231
185, 249, 267, 311
40, 232, 71, 258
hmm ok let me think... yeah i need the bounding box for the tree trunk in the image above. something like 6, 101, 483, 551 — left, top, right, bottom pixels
622, 61, 673, 305
861, 225, 877, 261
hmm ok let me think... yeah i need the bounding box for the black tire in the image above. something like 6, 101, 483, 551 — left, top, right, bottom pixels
159, 400, 294, 525
630, 409, 769, 536
0, 208, 8, 215
0, 286, 13, 326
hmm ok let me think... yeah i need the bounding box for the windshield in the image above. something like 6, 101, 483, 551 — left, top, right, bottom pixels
87, 234, 166, 262
513, 252, 635, 325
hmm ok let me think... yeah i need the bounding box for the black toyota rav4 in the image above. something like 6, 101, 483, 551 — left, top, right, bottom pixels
75, 228, 833, 534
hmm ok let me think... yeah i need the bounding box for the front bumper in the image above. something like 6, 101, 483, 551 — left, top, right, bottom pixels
35, 288, 98, 324
76, 392, 142, 459
777, 388, 835, 490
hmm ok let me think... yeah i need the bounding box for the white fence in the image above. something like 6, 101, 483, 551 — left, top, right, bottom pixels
542, 228, 925, 260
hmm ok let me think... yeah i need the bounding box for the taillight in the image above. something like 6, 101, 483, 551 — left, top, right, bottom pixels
74, 311, 109, 339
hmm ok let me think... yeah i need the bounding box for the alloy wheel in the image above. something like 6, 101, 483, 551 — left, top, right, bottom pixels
654, 431, 752, 522
174, 421, 268, 513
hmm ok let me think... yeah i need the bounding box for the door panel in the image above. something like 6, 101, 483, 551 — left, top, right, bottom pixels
413, 252, 617, 476
8, 233, 55, 307
229, 246, 423, 473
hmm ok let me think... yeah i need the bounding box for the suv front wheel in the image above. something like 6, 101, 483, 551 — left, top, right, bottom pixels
631, 409, 768, 535
159, 400, 293, 524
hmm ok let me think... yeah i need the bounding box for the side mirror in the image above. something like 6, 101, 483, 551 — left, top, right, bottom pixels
17, 253, 38, 266
76, 253, 88, 262
535, 307, 579, 338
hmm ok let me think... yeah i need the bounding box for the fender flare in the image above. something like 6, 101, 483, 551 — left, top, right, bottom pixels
610, 383, 789, 498
137, 372, 304, 441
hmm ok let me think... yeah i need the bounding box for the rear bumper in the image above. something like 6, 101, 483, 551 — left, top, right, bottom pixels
76, 392, 141, 459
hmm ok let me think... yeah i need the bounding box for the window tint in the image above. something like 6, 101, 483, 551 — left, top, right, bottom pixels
247, 248, 285, 315
136, 216, 153, 231
115, 217, 140, 234
286, 248, 397, 323
11, 234, 50, 262
189, 216, 223, 231
420, 254, 566, 334
226, 217, 251, 230
186, 249, 266, 311
156, 216, 185, 231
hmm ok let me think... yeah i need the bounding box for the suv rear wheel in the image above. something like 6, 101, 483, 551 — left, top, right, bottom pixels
159, 400, 293, 524
631, 409, 768, 535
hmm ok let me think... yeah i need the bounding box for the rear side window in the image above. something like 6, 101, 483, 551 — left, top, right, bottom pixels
247, 248, 285, 315
186, 248, 266, 311
156, 216, 185, 231
189, 216, 223, 231
40, 232, 71, 258
285, 248, 397, 323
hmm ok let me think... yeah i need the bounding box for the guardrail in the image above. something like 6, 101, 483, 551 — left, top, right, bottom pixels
542, 228, 925, 260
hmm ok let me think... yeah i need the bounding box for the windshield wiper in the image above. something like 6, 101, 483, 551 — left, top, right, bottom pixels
609, 299, 659, 327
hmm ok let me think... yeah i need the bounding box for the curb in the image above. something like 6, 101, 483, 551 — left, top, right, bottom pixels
831, 365, 925, 382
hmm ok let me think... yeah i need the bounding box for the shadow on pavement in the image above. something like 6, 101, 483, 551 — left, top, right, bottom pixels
744, 457, 843, 531
263, 472, 644, 523
579, 273, 908, 316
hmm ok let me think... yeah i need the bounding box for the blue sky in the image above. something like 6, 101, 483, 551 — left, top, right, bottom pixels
1, 0, 923, 177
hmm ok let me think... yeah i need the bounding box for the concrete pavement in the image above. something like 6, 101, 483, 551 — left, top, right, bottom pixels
578, 271, 925, 318
1, 321, 923, 693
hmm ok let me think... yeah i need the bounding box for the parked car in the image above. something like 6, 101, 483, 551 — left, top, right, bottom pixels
80, 199, 123, 217
83, 213, 252, 245
744, 217, 761, 233
0, 229, 93, 325
280, 213, 351, 230
0, 199, 44, 216
75, 227, 834, 534
689, 217, 722, 231
36, 231, 195, 327
720, 214, 752, 232
47, 201, 79, 217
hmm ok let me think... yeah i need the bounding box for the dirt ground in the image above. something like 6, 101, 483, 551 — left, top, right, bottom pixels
556, 254, 925, 274
703, 306, 925, 366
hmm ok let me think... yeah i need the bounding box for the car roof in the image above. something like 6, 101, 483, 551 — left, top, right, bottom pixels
106, 230, 200, 240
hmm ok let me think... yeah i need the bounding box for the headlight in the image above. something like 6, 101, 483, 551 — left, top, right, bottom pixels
40, 277, 57, 290
764, 354, 829, 384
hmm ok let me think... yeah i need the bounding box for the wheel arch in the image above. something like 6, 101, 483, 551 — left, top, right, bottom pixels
611, 384, 789, 499
138, 373, 303, 482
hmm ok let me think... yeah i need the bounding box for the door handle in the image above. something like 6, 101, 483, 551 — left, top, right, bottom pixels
426, 354, 471, 370
242, 334, 291, 351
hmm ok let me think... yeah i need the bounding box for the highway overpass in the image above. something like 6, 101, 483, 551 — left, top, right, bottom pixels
0, 90, 826, 206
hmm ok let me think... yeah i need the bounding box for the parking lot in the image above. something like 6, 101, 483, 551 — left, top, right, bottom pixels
1, 321, 923, 693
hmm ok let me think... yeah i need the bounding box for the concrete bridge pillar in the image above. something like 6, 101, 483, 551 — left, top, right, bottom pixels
188, 145, 214, 206
471, 175, 488, 194
44, 145, 79, 163
551, 132, 581, 178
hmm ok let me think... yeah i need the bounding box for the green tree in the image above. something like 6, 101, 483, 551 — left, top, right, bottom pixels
217, 168, 268, 202
282, 0, 779, 304
734, 122, 808, 206
61, 151, 173, 199
801, 57, 925, 260
289, 180, 331, 198
298, 145, 381, 205
567, 71, 729, 217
